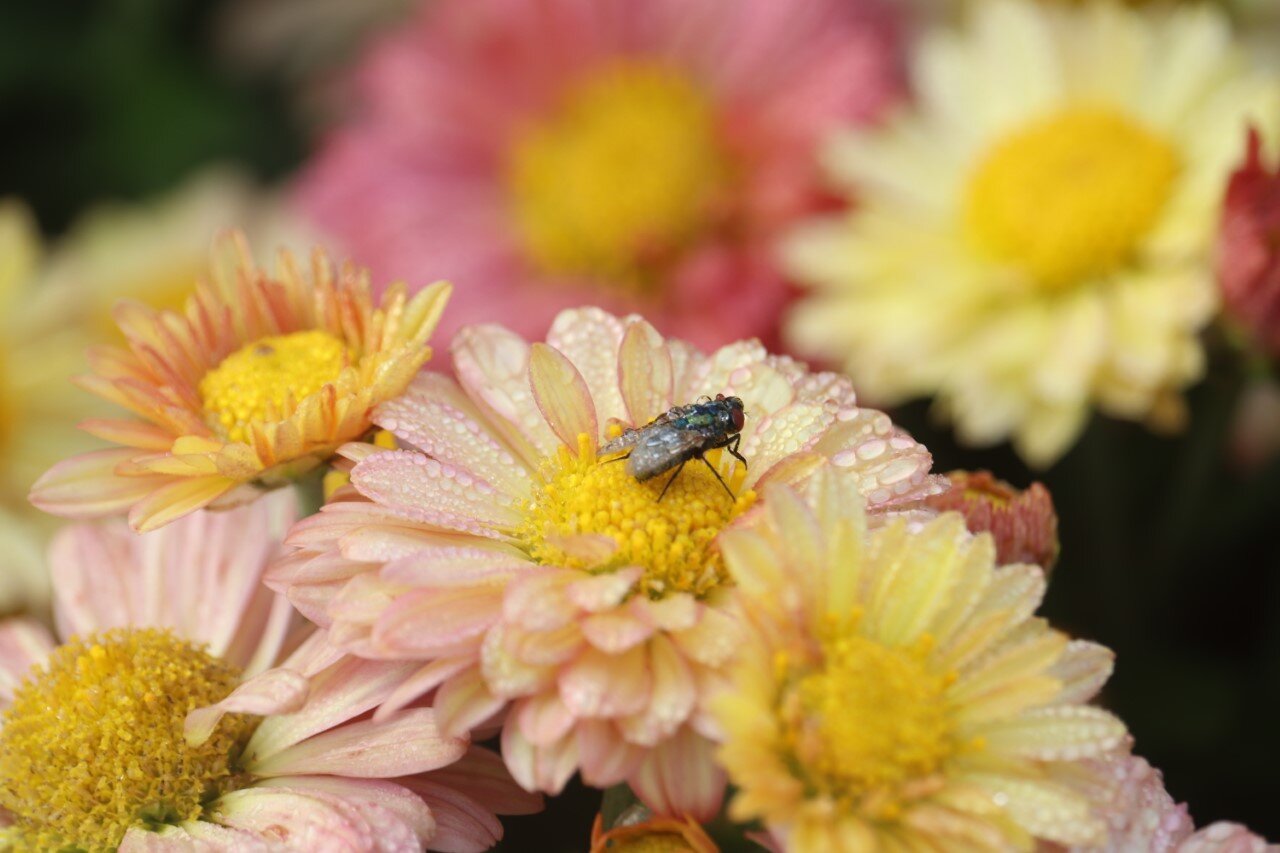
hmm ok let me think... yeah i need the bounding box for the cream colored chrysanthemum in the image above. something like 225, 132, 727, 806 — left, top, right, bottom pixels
785, 0, 1280, 465
30, 232, 450, 532
713, 467, 1127, 850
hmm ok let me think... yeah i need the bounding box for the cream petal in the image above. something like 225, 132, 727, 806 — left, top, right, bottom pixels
186, 668, 310, 747
581, 610, 655, 654
670, 606, 740, 668
481, 624, 556, 698
452, 323, 557, 462
618, 319, 674, 426
0, 618, 54, 706
628, 726, 725, 822
975, 706, 1127, 762
968, 774, 1104, 846
566, 567, 642, 612
119, 822, 271, 851
1046, 640, 1115, 706
351, 450, 522, 538
29, 448, 172, 519
631, 594, 699, 633
546, 307, 628, 421
559, 644, 651, 719
528, 342, 599, 451
250, 708, 467, 778
503, 569, 578, 632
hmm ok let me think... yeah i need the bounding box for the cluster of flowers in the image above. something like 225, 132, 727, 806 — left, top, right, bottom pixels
0, 232, 1266, 850
2, 0, 1279, 849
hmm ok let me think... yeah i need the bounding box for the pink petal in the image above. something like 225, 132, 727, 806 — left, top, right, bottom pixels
576, 718, 644, 787
270, 776, 436, 851
351, 450, 522, 537
528, 342, 598, 451
29, 448, 172, 519
435, 666, 507, 738
565, 567, 641, 612
558, 644, 651, 718
480, 624, 556, 698
451, 323, 557, 462
581, 610, 654, 653
381, 547, 533, 588
1179, 823, 1271, 852
394, 778, 503, 853
425, 746, 544, 817
128, 474, 239, 533
372, 585, 503, 658
500, 724, 579, 796
214, 786, 374, 850
245, 657, 420, 762
251, 708, 467, 778
119, 822, 271, 851
628, 726, 726, 821
373, 657, 474, 722
186, 668, 310, 747
617, 634, 696, 747
514, 693, 577, 746
0, 618, 54, 705
545, 308, 627, 420
618, 319, 674, 426
503, 569, 578, 631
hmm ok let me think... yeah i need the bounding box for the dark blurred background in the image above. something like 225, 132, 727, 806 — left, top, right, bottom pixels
2, 1, 1276, 849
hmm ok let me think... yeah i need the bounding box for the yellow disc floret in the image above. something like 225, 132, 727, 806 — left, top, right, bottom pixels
964, 107, 1179, 289
780, 629, 954, 818
507, 63, 729, 287
0, 628, 256, 852
518, 434, 754, 599
200, 329, 351, 443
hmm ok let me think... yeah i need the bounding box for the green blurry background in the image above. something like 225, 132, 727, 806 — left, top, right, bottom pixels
1, 1, 1276, 849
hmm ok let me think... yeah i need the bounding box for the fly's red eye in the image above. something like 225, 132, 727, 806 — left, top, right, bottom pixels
731, 406, 745, 431
715, 393, 726, 401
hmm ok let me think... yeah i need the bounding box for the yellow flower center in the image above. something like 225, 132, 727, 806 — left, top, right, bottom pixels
517, 434, 754, 599
964, 107, 1179, 289
781, 632, 953, 816
610, 834, 698, 853
0, 628, 256, 852
199, 329, 351, 443
507, 63, 729, 288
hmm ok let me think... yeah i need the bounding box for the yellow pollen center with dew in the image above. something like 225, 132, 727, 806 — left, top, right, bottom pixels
964, 107, 1179, 289
199, 329, 351, 443
518, 433, 755, 599
781, 631, 955, 815
507, 63, 730, 287
0, 628, 257, 852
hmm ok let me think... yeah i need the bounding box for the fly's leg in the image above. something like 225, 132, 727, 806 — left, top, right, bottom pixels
602, 452, 632, 465
726, 434, 748, 470
657, 460, 686, 502
697, 454, 736, 501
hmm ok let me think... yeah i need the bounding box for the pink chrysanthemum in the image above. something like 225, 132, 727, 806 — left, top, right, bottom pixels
295, 0, 903, 349
269, 307, 940, 819
0, 493, 538, 852
1219, 128, 1280, 359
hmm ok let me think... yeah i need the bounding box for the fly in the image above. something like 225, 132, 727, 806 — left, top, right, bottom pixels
598, 394, 747, 501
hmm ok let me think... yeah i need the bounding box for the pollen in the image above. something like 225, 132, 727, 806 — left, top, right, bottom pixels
964, 107, 1179, 289
507, 63, 730, 287
199, 329, 351, 443
0, 628, 257, 852
780, 631, 954, 816
518, 433, 754, 599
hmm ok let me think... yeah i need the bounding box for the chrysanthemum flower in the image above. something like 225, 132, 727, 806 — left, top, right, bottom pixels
0, 200, 102, 608
30, 232, 450, 532
270, 307, 941, 819
786, 0, 1280, 465
713, 467, 1128, 850
295, 0, 903, 350
925, 470, 1060, 573
0, 493, 538, 851
1219, 128, 1280, 358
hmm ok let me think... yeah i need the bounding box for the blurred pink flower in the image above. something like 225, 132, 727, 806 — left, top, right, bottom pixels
1055, 752, 1271, 853
0, 492, 539, 851
924, 469, 1060, 573
1219, 129, 1280, 359
269, 307, 940, 819
295, 0, 903, 350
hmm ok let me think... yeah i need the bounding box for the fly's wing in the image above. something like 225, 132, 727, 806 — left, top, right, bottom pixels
626, 425, 704, 481
599, 428, 644, 457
